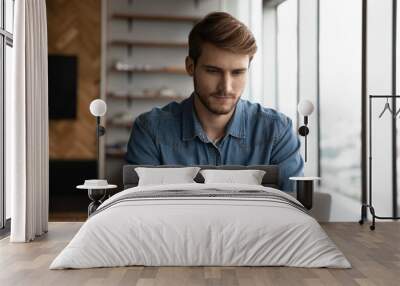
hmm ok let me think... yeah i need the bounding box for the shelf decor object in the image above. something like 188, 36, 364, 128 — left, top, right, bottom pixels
111, 13, 201, 23
359, 95, 400, 230
112, 64, 187, 75
109, 40, 188, 48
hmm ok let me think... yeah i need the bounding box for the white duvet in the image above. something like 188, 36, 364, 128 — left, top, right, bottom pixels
50, 183, 351, 269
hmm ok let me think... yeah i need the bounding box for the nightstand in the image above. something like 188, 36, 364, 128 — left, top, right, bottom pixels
77, 180, 117, 216
289, 177, 321, 210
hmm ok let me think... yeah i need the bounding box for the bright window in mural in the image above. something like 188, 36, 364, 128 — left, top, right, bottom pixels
276, 0, 298, 126
320, 0, 362, 200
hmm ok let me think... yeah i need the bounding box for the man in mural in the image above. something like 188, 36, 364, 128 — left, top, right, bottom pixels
125, 12, 303, 192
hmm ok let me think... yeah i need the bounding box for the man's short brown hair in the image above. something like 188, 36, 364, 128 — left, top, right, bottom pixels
188, 12, 257, 64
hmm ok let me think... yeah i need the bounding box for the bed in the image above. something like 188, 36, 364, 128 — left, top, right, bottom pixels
50, 165, 351, 269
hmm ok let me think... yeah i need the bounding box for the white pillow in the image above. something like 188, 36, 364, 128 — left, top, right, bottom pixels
200, 169, 266, 185
135, 167, 201, 186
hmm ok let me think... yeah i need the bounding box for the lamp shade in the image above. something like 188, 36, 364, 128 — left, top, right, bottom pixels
90, 99, 107, 117
298, 99, 314, 116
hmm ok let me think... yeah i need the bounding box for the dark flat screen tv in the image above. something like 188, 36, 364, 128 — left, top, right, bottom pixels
48, 54, 78, 119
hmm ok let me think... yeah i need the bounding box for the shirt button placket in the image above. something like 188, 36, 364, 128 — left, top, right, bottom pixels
214, 146, 221, 166
216, 151, 221, 166
208, 144, 217, 165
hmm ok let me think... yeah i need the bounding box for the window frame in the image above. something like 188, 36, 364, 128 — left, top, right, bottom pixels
0, 0, 14, 232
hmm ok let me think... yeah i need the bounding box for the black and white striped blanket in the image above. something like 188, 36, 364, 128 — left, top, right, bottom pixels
92, 188, 308, 217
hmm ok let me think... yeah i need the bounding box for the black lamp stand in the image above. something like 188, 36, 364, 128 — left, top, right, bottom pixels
92, 116, 106, 216
298, 116, 309, 162
96, 116, 106, 178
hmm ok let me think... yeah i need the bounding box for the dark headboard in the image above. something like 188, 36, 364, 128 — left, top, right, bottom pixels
123, 165, 280, 189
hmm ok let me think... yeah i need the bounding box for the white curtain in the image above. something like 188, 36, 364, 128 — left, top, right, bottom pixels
6, 0, 49, 242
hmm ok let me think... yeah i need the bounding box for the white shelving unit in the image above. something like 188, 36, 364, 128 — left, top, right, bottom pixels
100, 0, 222, 185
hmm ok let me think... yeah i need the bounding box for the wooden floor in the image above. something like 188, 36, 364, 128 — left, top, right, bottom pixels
49, 211, 87, 222
0, 222, 399, 286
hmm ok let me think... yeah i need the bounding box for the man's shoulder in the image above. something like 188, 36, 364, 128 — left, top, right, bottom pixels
241, 99, 292, 129
135, 100, 184, 128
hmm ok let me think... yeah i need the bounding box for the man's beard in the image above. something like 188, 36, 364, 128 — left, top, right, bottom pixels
193, 78, 240, 115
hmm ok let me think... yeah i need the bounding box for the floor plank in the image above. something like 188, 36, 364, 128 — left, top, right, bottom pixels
0, 222, 399, 286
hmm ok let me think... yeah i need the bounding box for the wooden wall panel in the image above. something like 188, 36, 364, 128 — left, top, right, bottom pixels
47, 0, 101, 159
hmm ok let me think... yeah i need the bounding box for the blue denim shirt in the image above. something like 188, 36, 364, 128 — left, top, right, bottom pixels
126, 94, 304, 192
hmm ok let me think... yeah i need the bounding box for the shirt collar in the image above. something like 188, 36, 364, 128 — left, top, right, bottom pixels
182, 93, 246, 141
